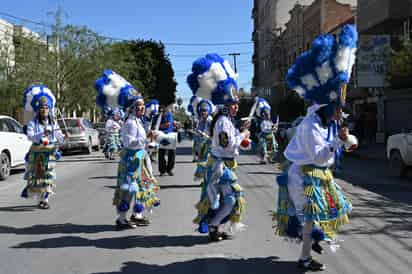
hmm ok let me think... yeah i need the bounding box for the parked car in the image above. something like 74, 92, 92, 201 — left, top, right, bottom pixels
0, 115, 32, 180
57, 118, 100, 154
386, 131, 412, 177
286, 116, 305, 143
93, 122, 107, 148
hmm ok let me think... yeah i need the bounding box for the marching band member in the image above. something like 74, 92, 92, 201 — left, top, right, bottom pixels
21, 85, 64, 209
188, 53, 249, 242
273, 25, 358, 271
157, 105, 176, 176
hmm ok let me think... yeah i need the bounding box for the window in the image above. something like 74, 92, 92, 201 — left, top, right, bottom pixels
5, 119, 23, 133
0, 119, 9, 132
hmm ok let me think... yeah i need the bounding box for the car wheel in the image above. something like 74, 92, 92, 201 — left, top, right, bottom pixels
389, 150, 407, 177
0, 152, 11, 180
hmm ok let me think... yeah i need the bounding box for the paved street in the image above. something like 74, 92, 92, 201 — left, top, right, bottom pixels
0, 141, 411, 274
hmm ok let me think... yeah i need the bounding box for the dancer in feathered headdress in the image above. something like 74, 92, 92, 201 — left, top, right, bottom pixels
95, 70, 160, 229
144, 99, 160, 161
254, 97, 278, 164
188, 53, 249, 242
188, 96, 215, 163
20, 85, 65, 209
95, 70, 130, 160
273, 25, 359, 271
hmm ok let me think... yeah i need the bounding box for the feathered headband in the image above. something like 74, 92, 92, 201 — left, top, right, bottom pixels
187, 53, 239, 106
95, 69, 141, 110
286, 24, 357, 107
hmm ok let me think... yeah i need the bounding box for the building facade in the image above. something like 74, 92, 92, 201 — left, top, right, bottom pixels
355, 0, 412, 139
252, 0, 356, 118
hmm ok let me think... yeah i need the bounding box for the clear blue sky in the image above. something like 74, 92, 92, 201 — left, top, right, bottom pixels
2, 0, 253, 106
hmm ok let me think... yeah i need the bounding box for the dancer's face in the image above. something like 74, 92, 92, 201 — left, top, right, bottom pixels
200, 110, 208, 120
39, 106, 49, 119
135, 101, 145, 117
228, 103, 239, 117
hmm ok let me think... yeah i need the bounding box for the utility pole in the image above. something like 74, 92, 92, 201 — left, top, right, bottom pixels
228, 52, 240, 73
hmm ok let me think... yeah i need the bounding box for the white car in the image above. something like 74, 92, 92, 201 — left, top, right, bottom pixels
386, 131, 412, 177
286, 116, 305, 143
0, 115, 32, 180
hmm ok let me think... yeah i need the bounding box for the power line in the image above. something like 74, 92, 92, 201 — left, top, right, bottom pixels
0, 11, 253, 47
169, 51, 252, 58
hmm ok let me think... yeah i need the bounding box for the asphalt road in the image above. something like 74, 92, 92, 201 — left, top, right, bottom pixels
0, 141, 411, 274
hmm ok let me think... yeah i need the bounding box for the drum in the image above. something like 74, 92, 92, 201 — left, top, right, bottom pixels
156, 131, 178, 150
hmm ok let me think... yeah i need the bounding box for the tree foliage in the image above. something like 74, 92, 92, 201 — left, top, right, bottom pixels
388, 39, 412, 89
0, 12, 177, 121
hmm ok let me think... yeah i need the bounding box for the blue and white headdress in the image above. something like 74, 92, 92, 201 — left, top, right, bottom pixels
188, 95, 215, 119
23, 84, 56, 113
95, 69, 141, 111
286, 24, 357, 111
22, 85, 56, 124
187, 53, 239, 106
145, 99, 160, 120
255, 97, 271, 119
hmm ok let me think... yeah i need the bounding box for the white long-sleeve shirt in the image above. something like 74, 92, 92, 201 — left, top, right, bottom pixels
284, 112, 342, 167
211, 115, 246, 159
260, 120, 273, 134
121, 115, 147, 150
105, 119, 122, 133
26, 119, 64, 145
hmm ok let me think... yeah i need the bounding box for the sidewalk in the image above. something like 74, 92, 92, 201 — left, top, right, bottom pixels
346, 143, 386, 161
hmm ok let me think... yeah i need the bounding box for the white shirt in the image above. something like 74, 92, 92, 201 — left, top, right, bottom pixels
27, 119, 64, 145
284, 112, 342, 167
260, 120, 273, 133
121, 115, 147, 150
211, 115, 246, 159
105, 119, 122, 133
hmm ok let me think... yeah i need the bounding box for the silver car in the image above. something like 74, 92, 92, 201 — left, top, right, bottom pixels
58, 118, 100, 154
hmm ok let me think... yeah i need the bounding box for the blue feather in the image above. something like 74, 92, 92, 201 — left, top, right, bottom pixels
339, 24, 357, 48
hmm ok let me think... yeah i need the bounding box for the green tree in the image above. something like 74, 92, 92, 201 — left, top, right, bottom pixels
388, 39, 412, 89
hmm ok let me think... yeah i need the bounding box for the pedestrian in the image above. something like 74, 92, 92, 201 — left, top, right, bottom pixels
188, 53, 249, 242
95, 70, 160, 229
157, 105, 176, 176
21, 85, 65, 209
273, 25, 358, 271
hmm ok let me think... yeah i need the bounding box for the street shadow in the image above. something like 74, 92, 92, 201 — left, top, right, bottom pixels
0, 223, 116, 235
104, 185, 117, 190
247, 171, 280, 175
10, 167, 25, 175
159, 184, 200, 189
89, 176, 117, 180
90, 161, 119, 164
175, 147, 193, 156
90, 257, 303, 274
12, 234, 211, 249
0, 205, 37, 212
237, 162, 265, 166
242, 184, 272, 189
59, 158, 106, 163
175, 160, 196, 164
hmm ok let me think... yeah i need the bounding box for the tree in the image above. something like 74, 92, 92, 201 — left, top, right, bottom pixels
388, 39, 412, 89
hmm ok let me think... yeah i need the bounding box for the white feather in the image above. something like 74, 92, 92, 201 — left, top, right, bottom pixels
222, 60, 238, 79
293, 86, 305, 97
102, 72, 128, 108
334, 46, 351, 72
316, 61, 333, 84
196, 62, 227, 98
301, 74, 319, 90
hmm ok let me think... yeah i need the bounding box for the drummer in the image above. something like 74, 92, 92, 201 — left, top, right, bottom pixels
158, 105, 176, 176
